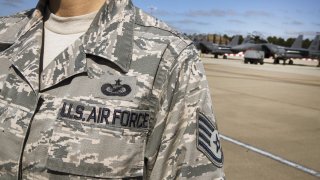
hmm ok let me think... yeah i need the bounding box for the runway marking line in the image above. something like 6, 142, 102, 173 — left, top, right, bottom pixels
220, 134, 320, 178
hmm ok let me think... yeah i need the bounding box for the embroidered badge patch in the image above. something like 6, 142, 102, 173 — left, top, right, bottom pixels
101, 79, 132, 97
197, 112, 223, 168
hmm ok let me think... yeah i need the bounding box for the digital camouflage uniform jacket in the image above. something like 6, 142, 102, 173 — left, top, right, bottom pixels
0, 0, 224, 179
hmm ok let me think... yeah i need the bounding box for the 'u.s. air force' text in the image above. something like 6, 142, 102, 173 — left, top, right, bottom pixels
58, 101, 150, 129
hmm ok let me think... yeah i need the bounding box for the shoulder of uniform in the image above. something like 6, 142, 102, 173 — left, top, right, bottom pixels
0, 9, 33, 46
134, 7, 192, 46
0, 9, 32, 19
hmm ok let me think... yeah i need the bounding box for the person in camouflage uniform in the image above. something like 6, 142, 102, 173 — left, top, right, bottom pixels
0, 0, 225, 179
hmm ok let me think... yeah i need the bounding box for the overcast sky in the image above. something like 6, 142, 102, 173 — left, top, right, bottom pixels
1, 0, 319, 39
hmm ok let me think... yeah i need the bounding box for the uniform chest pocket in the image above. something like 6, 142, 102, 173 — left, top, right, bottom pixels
46, 100, 150, 179
0, 102, 32, 177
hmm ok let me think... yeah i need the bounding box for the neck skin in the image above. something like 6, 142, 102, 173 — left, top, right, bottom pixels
49, 0, 107, 17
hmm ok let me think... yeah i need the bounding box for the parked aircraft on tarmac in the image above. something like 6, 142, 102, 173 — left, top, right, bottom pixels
231, 35, 304, 64
231, 35, 320, 66
196, 35, 242, 59
271, 35, 320, 65
307, 35, 320, 67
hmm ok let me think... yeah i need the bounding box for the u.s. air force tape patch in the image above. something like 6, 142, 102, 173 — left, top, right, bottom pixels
57, 100, 150, 130
197, 112, 223, 167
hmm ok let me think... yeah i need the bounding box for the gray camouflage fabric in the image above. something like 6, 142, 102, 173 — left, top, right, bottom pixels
0, 0, 224, 179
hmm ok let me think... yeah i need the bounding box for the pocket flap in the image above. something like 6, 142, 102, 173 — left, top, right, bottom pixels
47, 116, 147, 178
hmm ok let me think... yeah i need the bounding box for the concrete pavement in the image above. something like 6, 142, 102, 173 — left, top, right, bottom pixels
202, 56, 320, 180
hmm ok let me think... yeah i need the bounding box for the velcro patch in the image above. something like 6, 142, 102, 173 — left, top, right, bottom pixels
64, 75, 137, 101
197, 112, 223, 167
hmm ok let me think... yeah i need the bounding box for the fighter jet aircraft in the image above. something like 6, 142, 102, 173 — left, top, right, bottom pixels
305, 35, 320, 67
271, 35, 320, 65
196, 35, 241, 59
231, 35, 304, 64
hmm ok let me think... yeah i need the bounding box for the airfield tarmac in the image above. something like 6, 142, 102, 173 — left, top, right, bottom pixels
201, 55, 320, 180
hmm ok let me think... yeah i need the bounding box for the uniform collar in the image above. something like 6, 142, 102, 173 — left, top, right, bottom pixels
7, 1, 46, 93
8, 0, 135, 92
83, 0, 135, 73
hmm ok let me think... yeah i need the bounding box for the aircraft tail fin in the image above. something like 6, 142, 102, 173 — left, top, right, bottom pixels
242, 35, 251, 44
228, 35, 240, 47
290, 35, 303, 48
308, 35, 320, 51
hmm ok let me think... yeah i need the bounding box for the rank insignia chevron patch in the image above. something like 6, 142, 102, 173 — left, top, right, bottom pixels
197, 112, 223, 168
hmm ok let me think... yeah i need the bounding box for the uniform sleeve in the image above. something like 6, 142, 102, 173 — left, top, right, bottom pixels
147, 45, 225, 180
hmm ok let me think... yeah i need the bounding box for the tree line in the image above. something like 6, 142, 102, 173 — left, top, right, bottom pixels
187, 33, 313, 49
